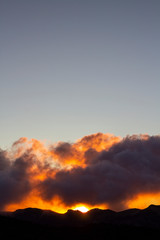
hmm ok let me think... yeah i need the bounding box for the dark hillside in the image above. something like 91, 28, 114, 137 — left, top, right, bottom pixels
1, 205, 160, 240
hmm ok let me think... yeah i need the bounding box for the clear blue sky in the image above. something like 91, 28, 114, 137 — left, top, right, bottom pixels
1, 0, 160, 148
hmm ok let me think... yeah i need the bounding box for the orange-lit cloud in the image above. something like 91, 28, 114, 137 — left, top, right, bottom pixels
1, 133, 160, 213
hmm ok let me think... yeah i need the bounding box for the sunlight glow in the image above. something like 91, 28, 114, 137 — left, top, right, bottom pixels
74, 206, 89, 213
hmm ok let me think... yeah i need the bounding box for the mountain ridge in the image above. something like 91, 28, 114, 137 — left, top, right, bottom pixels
2, 204, 160, 228
1, 205, 160, 239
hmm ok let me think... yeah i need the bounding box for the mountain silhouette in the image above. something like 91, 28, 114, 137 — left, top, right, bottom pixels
1, 205, 160, 239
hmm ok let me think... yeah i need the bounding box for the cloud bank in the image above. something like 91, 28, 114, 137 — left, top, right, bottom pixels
1, 133, 160, 211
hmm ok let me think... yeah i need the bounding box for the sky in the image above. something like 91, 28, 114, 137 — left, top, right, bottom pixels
1, 0, 160, 148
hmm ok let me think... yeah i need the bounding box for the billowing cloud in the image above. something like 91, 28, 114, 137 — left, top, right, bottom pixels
1, 133, 160, 212
0, 149, 33, 209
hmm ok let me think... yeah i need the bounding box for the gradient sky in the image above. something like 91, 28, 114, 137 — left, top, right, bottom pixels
1, 0, 160, 148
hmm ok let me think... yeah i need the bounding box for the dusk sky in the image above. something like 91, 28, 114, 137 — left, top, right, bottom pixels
1, 0, 160, 148
1, 0, 160, 213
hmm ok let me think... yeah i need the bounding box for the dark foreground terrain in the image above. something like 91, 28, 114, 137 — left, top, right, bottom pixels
1, 204, 160, 239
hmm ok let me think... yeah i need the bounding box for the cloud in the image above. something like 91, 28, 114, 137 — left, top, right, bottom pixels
39, 134, 160, 210
0, 150, 33, 209
1, 133, 160, 211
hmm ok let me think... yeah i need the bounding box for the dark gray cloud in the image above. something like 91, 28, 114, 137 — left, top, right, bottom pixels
1, 134, 160, 211
39, 135, 160, 210
0, 152, 33, 209
0, 150, 10, 170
